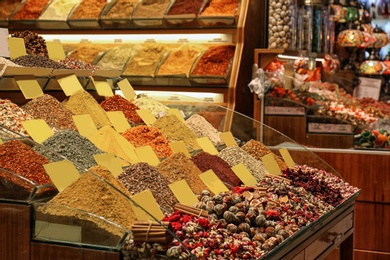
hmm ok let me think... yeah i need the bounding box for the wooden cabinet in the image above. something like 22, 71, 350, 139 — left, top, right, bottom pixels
313, 149, 390, 260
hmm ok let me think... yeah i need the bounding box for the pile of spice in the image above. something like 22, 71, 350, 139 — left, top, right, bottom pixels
22, 94, 77, 131
102, 0, 138, 19
132, 0, 171, 18
0, 0, 20, 20
0, 140, 51, 185
192, 151, 242, 188
132, 95, 169, 117
191, 45, 235, 76
157, 152, 207, 195
68, 44, 107, 64
157, 44, 205, 76
153, 114, 200, 151
241, 139, 288, 171
11, 0, 49, 20
88, 126, 137, 165
217, 146, 268, 181
283, 165, 360, 206
117, 162, 178, 212
96, 45, 133, 71
0, 98, 34, 135
0, 140, 57, 200
63, 90, 111, 128
33, 129, 103, 172
36, 166, 137, 244
38, 0, 79, 20
100, 95, 143, 124
185, 114, 223, 146
12, 54, 68, 69
123, 43, 168, 76
122, 125, 172, 158
166, 0, 204, 15
58, 57, 99, 70
69, 0, 107, 19
200, 0, 239, 16
0, 57, 20, 76
11, 30, 48, 57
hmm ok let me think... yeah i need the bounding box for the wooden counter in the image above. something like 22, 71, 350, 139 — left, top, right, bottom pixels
311, 148, 390, 260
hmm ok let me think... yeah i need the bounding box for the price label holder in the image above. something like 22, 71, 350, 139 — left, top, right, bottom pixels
113, 134, 140, 164
15, 75, 44, 99
137, 109, 157, 126
135, 146, 160, 166
167, 108, 184, 122
7, 37, 27, 59
43, 160, 80, 192
353, 77, 381, 100
220, 131, 237, 147
72, 114, 98, 138
130, 189, 164, 221
232, 163, 257, 186
91, 76, 114, 97
0, 28, 10, 57
93, 153, 123, 177
279, 148, 295, 168
22, 119, 53, 144
169, 141, 191, 158
196, 137, 218, 155
199, 170, 229, 194
56, 74, 84, 96
46, 41, 66, 61
106, 111, 131, 133
117, 78, 136, 100
0, 139, 2, 145
169, 180, 199, 206
261, 153, 281, 175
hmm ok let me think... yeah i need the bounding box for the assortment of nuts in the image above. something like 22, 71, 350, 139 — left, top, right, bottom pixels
268, 0, 294, 49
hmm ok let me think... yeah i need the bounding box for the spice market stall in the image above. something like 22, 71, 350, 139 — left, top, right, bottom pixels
0, 92, 359, 260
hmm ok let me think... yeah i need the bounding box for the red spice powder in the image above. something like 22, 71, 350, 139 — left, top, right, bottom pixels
0, 0, 20, 20
12, 0, 49, 20
0, 140, 51, 185
167, 0, 204, 15
122, 125, 173, 159
100, 95, 143, 124
191, 45, 235, 76
200, 0, 239, 16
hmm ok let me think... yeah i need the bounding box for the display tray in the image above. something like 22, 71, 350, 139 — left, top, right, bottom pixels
0, 167, 58, 203
99, 0, 135, 29
8, 0, 46, 30
36, 20, 71, 30
131, 0, 170, 28
197, 0, 240, 27
33, 203, 128, 250
189, 49, 233, 86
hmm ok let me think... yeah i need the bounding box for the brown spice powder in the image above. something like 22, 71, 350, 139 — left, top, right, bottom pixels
157, 152, 208, 195
45, 166, 137, 232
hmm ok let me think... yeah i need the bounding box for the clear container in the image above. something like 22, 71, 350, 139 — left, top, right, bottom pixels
296, 1, 325, 53
33, 203, 128, 250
